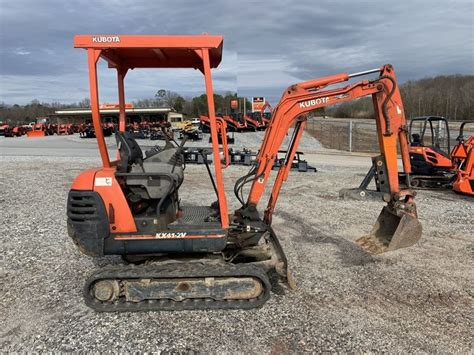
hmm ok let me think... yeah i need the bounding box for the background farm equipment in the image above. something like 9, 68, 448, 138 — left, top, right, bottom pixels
10, 125, 28, 137
57, 124, 75, 135
398, 116, 455, 189
209, 132, 234, 144
149, 122, 173, 141
26, 118, 56, 137
27, 123, 48, 137
80, 123, 113, 138
229, 148, 257, 166
182, 147, 213, 164
177, 120, 203, 141
272, 150, 317, 172
201, 115, 235, 144
243, 113, 265, 131
221, 113, 247, 132
127, 121, 149, 139
452, 121, 474, 195
0, 124, 12, 136
341, 117, 474, 200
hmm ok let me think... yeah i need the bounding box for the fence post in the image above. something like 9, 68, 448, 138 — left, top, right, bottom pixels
348, 120, 353, 152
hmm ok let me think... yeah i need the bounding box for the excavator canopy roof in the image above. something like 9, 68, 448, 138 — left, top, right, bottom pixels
74, 34, 223, 70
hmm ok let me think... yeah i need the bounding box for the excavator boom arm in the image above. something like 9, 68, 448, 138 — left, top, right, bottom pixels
238, 64, 422, 253
247, 64, 410, 207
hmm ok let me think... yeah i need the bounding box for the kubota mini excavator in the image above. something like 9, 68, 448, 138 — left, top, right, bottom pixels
68, 34, 422, 312
342, 116, 459, 198
451, 121, 474, 195
200, 114, 246, 133
399, 116, 454, 188
242, 112, 266, 131
221, 113, 248, 132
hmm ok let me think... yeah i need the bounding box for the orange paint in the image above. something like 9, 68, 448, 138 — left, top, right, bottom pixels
248, 65, 414, 220
93, 168, 137, 233
71, 169, 99, 190
75, 34, 229, 231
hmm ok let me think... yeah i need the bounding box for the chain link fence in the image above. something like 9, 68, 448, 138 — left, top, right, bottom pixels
305, 118, 474, 153
305, 118, 379, 152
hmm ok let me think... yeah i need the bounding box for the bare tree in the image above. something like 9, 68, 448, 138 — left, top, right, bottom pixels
328, 75, 474, 120
155, 89, 184, 111
78, 98, 90, 108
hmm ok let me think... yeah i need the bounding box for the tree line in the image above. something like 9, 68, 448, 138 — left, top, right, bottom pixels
1, 74, 472, 124
0, 98, 92, 124
135, 90, 252, 117
327, 74, 473, 120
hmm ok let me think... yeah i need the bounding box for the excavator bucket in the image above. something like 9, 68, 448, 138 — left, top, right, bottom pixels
356, 206, 422, 254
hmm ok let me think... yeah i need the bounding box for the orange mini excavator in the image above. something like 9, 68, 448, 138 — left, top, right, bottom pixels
68, 34, 422, 311
451, 121, 474, 195
392, 116, 454, 189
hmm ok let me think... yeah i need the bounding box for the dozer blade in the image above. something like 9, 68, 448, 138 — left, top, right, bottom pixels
27, 131, 46, 137
356, 206, 422, 254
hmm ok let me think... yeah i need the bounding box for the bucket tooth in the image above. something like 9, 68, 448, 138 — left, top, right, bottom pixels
356, 206, 422, 254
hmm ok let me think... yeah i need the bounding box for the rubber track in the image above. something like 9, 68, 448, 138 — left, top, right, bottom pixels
399, 173, 453, 190
84, 262, 271, 312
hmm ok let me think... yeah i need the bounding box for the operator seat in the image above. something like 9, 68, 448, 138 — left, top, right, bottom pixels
116, 131, 143, 172
411, 133, 422, 147
114, 132, 184, 202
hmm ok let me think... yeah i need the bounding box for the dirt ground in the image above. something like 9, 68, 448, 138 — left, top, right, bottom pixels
0, 135, 472, 353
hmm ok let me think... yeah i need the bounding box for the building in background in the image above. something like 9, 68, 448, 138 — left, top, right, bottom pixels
54, 104, 183, 127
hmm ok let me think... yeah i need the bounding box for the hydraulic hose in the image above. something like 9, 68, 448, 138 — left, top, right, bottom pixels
201, 150, 219, 202
234, 165, 257, 205
373, 75, 397, 136
234, 159, 271, 207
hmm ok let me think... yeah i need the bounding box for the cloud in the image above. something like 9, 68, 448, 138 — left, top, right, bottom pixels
13, 48, 31, 56
0, 0, 472, 105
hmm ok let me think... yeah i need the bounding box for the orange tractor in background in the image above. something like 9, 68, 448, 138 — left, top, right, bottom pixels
11, 125, 28, 136
451, 121, 474, 195
243, 112, 266, 130
68, 34, 422, 312
1, 123, 30, 137
401, 117, 473, 195
343, 116, 474, 198
27, 123, 48, 137
57, 123, 75, 135
400, 116, 454, 188
1, 124, 15, 137
220, 113, 248, 132
26, 118, 56, 137
241, 102, 273, 129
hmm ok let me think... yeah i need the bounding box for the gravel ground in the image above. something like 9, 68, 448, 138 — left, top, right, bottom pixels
0, 135, 472, 353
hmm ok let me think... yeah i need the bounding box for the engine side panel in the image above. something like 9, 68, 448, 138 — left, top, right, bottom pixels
67, 190, 109, 256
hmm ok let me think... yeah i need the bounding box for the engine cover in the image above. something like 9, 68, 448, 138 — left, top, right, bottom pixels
67, 190, 109, 256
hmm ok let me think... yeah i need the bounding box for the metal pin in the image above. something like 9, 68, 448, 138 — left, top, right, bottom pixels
348, 68, 381, 78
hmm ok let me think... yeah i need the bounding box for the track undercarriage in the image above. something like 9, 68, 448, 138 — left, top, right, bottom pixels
84, 228, 291, 312
85, 262, 271, 311
398, 172, 455, 189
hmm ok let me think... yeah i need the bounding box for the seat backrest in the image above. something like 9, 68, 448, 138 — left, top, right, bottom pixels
115, 132, 143, 172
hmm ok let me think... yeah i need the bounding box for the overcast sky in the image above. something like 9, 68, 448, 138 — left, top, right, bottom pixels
0, 0, 473, 105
